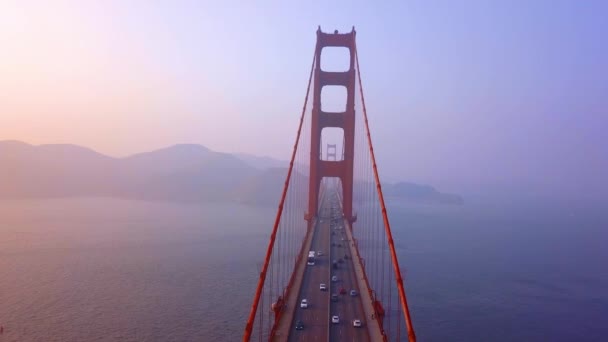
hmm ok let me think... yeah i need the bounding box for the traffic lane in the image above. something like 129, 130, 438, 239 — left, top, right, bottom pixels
297, 271, 325, 341
289, 224, 323, 342
299, 221, 330, 341
329, 228, 350, 340
329, 226, 346, 341
339, 239, 368, 342
329, 231, 347, 341
329, 227, 368, 341
340, 229, 368, 340
288, 221, 330, 342
305, 221, 330, 341
314, 221, 331, 340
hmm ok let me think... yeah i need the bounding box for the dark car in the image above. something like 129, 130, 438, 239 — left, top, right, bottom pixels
331, 294, 339, 302
339, 288, 347, 295
295, 320, 304, 330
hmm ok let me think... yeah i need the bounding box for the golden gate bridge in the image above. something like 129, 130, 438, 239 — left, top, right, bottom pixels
244, 27, 416, 342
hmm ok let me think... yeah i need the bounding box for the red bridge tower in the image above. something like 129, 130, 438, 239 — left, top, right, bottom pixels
307, 27, 356, 223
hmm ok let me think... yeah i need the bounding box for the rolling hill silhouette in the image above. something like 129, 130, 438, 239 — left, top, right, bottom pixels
0, 141, 462, 205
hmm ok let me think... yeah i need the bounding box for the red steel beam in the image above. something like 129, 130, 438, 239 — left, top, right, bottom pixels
354, 42, 417, 342
243, 54, 316, 342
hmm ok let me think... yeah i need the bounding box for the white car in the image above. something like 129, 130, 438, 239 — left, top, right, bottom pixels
353, 319, 362, 327
317, 251, 323, 256
320, 283, 327, 291
331, 275, 338, 282
332, 315, 340, 324
300, 299, 308, 309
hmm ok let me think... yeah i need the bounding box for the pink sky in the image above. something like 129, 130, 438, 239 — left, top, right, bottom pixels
2, 1, 606, 196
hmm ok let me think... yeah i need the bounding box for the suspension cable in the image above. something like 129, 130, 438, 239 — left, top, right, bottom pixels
243, 53, 316, 342
354, 42, 417, 342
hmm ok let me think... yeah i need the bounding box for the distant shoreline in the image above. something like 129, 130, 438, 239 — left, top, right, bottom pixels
0, 140, 462, 206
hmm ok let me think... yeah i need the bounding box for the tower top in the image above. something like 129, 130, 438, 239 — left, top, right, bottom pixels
316, 26, 356, 35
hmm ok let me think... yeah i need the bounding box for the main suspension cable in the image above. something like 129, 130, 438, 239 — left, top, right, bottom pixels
354, 42, 417, 342
243, 52, 316, 342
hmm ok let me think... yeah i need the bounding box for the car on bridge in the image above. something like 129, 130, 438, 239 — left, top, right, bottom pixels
331, 315, 340, 324
319, 283, 327, 291
295, 320, 304, 330
307, 252, 315, 265
350, 290, 358, 297
331, 294, 338, 302
339, 288, 346, 295
300, 299, 308, 308
331, 275, 338, 282
353, 319, 362, 327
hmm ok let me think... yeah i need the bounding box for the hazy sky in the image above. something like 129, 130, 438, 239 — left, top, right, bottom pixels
1, 1, 606, 196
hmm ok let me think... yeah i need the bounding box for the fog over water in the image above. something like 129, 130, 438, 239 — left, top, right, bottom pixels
1, 2, 606, 341
1, 196, 605, 341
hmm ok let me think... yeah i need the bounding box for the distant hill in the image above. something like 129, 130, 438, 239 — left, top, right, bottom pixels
230, 167, 309, 205
0, 140, 117, 198
0, 140, 462, 205
234, 153, 287, 170
0, 141, 256, 202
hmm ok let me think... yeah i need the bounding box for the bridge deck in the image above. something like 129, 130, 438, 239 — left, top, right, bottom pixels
271, 193, 382, 342
342, 217, 384, 341
271, 217, 317, 341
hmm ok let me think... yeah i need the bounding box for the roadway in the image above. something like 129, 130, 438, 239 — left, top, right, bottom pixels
287, 208, 330, 342
287, 194, 369, 342
328, 204, 369, 342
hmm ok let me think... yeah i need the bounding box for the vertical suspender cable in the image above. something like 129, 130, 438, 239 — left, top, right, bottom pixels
354, 43, 417, 342
243, 53, 316, 342
259, 286, 263, 342
268, 252, 273, 336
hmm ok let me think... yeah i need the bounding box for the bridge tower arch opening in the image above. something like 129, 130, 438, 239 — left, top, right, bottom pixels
307, 27, 356, 223
319, 176, 343, 214
321, 128, 344, 161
